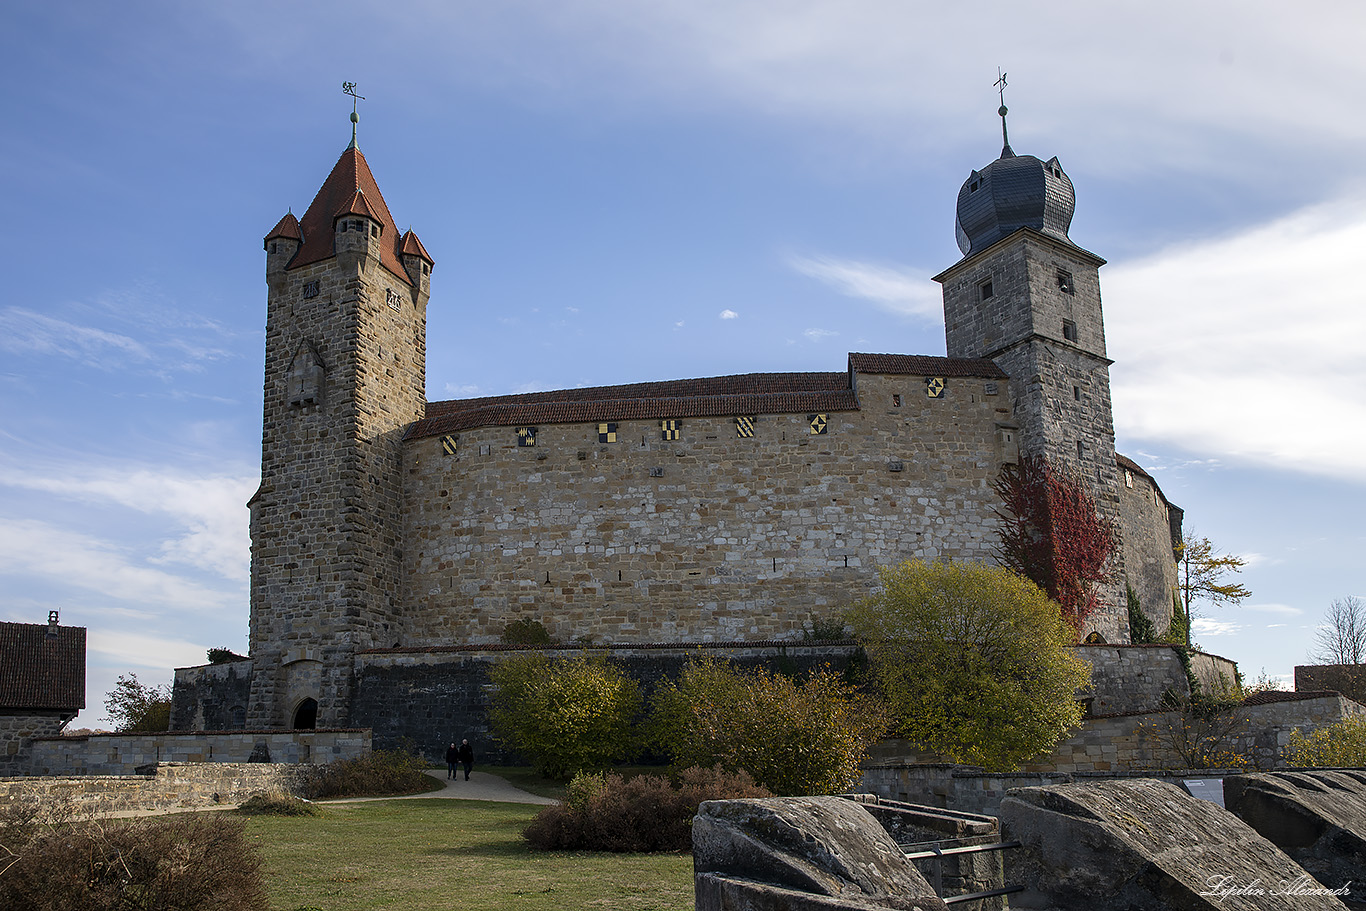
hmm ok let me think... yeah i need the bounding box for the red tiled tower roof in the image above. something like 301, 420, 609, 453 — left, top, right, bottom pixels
0, 621, 86, 712
263, 211, 301, 248
287, 146, 411, 284
400, 229, 434, 264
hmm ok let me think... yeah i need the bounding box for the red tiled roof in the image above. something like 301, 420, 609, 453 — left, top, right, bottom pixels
335, 188, 382, 222
288, 146, 411, 285
263, 212, 301, 248
847, 353, 1007, 378
409, 371, 856, 440
400, 229, 434, 264
0, 622, 86, 711
1243, 689, 1344, 707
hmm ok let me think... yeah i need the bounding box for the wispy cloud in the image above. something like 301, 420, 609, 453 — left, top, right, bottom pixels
88, 629, 212, 673
1192, 618, 1244, 637
0, 308, 150, 365
788, 255, 941, 320
1109, 195, 1366, 483
1244, 603, 1304, 616
719, 309, 738, 320
803, 328, 838, 342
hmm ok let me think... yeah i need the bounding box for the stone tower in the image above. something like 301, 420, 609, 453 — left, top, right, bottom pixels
248, 129, 434, 728
934, 107, 1127, 641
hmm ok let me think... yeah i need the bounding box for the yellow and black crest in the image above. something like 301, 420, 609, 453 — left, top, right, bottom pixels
598, 422, 618, 443
661, 419, 680, 441
440, 434, 458, 456
735, 416, 755, 438
926, 377, 945, 398
517, 426, 537, 447
808, 414, 827, 435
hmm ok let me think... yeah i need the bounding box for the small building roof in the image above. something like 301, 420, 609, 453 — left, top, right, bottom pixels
0, 620, 86, 712
399, 229, 434, 264
263, 212, 302, 248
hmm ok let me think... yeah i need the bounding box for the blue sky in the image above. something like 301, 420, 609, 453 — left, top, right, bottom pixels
2, 1, 1362, 727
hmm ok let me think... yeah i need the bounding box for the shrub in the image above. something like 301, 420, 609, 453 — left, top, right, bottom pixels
0, 801, 266, 910
1138, 695, 1251, 770
1286, 715, 1366, 768
102, 673, 172, 732
648, 659, 886, 795
308, 745, 437, 798
235, 791, 319, 816
501, 618, 553, 645
490, 653, 641, 780
846, 560, 1091, 771
523, 765, 770, 852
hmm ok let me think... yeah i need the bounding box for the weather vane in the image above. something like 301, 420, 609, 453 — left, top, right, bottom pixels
993, 68, 1013, 157
343, 82, 365, 148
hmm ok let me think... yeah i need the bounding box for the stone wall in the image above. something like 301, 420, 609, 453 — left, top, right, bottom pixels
1189, 650, 1239, 695
1075, 644, 1189, 714
170, 659, 252, 731
353, 642, 861, 762
28, 728, 370, 776
1116, 458, 1179, 631
1295, 663, 1366, 705
0, 711, 70, 777
400, 369, 1011, 645
0, 762, 312, 816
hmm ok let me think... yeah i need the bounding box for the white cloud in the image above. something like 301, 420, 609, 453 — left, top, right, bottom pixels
444, 382, 485, 397
1192, 618, 1244, 637
719, 309, 739, 320
88, 629, 211, 673
803, 328, 838, 342
0, 308, 150, 365
789, 255, 942, 320
1245, 603, 1303, 616
0, 462, 255, 580
1108, 195, 1366, 483
0, 518, 238, 612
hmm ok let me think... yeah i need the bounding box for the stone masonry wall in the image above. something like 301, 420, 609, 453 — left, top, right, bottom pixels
170, 659, 252, 731
1295, 663, 1366, 705
353, 643, 862, 762
28, 728, 370, 776
0, 712, 70, 777
0, 762, 313, 816
400, 371, 1008, 645
1074, 644, 1190, 714
1117, 463, 1179, 631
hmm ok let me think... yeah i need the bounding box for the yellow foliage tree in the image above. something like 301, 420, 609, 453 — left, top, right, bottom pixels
846, 560, 1091, 771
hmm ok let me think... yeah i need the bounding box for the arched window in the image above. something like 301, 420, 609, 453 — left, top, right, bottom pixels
293, 698, 318, 730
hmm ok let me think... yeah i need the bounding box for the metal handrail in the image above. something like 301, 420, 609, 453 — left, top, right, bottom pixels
905, 840, 1023, 905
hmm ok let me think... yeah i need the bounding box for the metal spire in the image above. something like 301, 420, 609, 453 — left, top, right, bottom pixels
343, 82, 365, 150
994, 68, 1014, 158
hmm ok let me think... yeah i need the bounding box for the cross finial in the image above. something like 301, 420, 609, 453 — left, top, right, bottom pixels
994, 68, 1014, 158
343, 82, 366, 149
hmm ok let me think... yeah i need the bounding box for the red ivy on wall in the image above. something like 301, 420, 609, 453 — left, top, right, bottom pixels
993, 456, 1116, 635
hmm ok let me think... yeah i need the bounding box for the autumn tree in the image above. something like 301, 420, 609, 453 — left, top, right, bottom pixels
103, 673, 172, 732
1176, 533, 1252, 648
846, 560, 1091, 771
993, 456, 1116, 634
489, 653, 640, 780
648, 659, 886, 796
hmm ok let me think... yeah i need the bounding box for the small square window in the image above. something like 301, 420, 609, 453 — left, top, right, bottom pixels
1057, 270, 1073, 293
892, 394, 901, 407
1063, 320, 1078, 342
979, 279, 994, 301
1073, 385, 1081, 401
1124, 469, 1134, 488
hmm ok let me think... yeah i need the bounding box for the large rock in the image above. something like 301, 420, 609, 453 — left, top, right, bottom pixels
1225, 770, 1366, 906
693, 796, 948, 911
1000, 778, 1349, 910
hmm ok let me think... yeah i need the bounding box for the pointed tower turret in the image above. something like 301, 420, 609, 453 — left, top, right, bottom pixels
934, 98, 1126, 642
247, 117, 432, 730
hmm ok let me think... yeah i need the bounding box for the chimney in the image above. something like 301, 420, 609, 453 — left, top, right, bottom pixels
47, 610, 59, 639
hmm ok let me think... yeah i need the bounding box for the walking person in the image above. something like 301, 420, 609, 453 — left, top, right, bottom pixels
458, 738, 474, 781
445, 742, 459, 780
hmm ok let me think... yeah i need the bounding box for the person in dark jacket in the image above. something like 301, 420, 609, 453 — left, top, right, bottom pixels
444, 742, 459, 779
457, 739, 474, 781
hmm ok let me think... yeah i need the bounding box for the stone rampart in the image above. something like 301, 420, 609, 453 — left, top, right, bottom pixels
0, 711, 70, 777
28, 728, 370, 776
170, 658, 252, 731
0, 762, 312, 816
400, 370, 1015, 646
1295, 664, 1366, 706
1075, 643, 1189, 714
353, 641, 861, 762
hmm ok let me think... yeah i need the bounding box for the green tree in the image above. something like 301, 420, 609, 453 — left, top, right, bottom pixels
489, 653, 640, 780
846, 560, 1091, 771
102, 673, 172, 732
649, 659, 886, 796
1176, 533, 1252, 647
206, 647, 248, 664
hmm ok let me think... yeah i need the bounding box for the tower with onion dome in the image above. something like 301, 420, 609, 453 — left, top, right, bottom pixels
934, 94, 1127, 641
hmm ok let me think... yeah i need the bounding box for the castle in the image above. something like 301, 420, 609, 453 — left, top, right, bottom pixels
171, 107, 1182, 736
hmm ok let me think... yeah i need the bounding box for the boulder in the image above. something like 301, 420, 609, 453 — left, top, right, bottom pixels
1000, 778, 1349, 910
1225, 770, 1366, 906
693, 796, 948, 910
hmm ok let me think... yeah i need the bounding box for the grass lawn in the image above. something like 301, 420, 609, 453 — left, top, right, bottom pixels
246, 798, 694, 911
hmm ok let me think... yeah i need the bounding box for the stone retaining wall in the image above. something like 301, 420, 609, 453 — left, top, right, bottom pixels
28, 728, 370, 776
0, 762, 313, 816
0, 711, 70, 777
